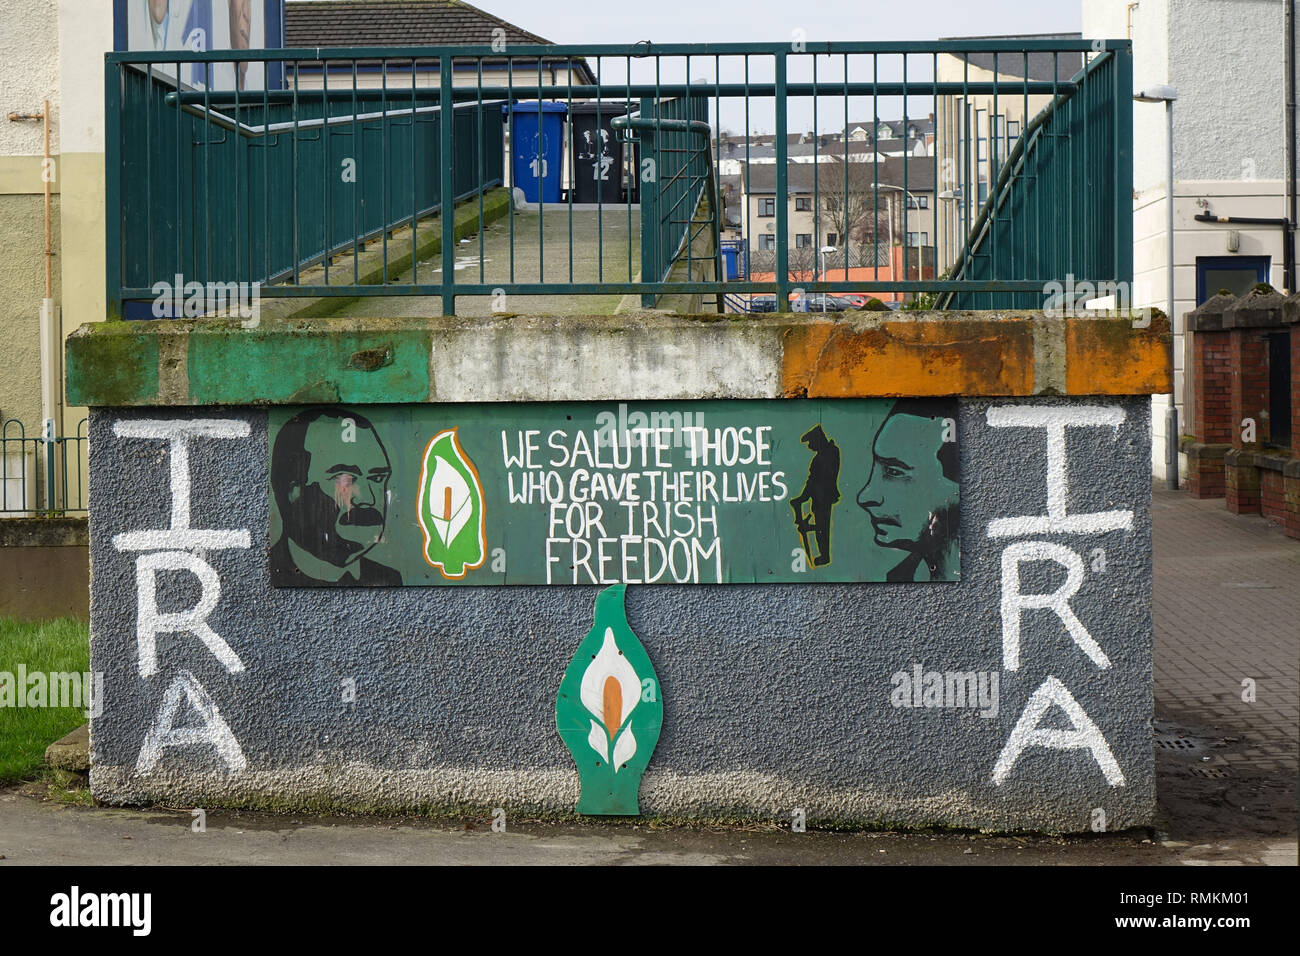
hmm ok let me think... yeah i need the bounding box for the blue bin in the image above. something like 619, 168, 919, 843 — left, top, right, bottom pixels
720, 245, 739, 280
504, 101, 567, 203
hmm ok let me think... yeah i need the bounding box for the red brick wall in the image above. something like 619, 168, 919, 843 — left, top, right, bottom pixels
1187, 452, 1226, 498
1230, 331, 1268, 449
1193, 329, 1232, 444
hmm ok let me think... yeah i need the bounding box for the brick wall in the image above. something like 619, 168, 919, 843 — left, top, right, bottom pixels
1187, 291, 1297, 537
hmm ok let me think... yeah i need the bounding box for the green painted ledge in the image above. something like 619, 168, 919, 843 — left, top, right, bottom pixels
66, 317, 437, 407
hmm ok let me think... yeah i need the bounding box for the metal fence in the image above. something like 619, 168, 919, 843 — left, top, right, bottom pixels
939, 48, 1133, 310
1, 419, 89, 516
106, 40, 1131, 315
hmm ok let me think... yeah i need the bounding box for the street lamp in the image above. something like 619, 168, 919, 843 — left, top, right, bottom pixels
1134, 84, 1179, 490
819, 244, 836, 312
877, 184, 925, 302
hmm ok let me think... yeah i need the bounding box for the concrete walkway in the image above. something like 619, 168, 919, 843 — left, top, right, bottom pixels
327, 207, 640, 318
0, 484, 1295, 865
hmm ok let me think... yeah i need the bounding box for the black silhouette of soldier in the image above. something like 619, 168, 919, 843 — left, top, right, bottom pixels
790, 425, 841, 567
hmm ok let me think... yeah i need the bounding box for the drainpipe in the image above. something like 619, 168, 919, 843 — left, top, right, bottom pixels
1286, 0, 1296, 292
1193, 213, 1293, 290
8, 100, 58, 510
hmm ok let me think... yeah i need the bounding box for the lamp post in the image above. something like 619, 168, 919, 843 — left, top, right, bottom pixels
938, 188, 963, 275
819, 244, 836, 312
1135, 84, 1179, 490
878, 184, 925, 302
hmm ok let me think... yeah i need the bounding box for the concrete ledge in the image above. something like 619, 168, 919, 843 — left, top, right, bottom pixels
0, 516, 88, 548
67, 311, 1172, 406
46, 723, 89, 773
1182, 441, 1230, 461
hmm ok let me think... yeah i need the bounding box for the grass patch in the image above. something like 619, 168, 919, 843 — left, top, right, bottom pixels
0, 617, 90, 785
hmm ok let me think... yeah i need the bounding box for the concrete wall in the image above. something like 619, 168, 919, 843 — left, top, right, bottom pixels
69, 310, 1170, 831
0, 194, 59, 436
0, 0, 61, 156
0, 0, 109, 471
0, 517, 88, 620
84, 397, 1154, 830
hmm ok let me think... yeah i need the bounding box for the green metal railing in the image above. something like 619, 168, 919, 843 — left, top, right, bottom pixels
1, 419, 89, 516
614, 95, 721, 308
940, 46, 1133, 309
106, 40, 1131, 315
108, 54, 504, 318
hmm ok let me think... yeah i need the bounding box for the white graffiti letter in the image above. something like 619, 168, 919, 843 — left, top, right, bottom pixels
112, 419, 251, 552
1000, 541, 1110, 671
985, 406, 1134, 537
135, 551, 245, 678
993, 675, 1125, 786
137, 670, 247, 774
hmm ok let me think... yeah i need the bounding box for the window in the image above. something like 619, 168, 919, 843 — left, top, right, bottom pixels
826, 233, 838, 247
906, 195, 929, 209
796, 233, 813, 248
1195, 255, 1270, 305
824, 197, 840, 212
795, 197, 812, 211
905, 232, 930, 246
758, 234, 776, 250
1008, 120, 1021, 139
758, 198, 776, 217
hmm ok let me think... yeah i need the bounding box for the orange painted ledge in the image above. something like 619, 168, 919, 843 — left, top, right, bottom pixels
780, 313, 1172, 398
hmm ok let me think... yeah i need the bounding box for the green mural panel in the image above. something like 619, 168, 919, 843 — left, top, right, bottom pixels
267, 398, 960, 586
556, 585, 663, 815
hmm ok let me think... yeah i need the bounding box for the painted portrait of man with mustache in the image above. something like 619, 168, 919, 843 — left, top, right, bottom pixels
270, 407, 402, 586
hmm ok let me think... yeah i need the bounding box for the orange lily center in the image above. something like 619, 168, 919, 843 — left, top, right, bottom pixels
602, 675, 622, 737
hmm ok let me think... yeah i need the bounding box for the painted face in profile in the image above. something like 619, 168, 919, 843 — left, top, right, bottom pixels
856, 412, 958, 551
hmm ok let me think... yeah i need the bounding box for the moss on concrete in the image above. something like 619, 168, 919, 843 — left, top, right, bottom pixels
277, 188, 513, 321
64, 324, 159, 406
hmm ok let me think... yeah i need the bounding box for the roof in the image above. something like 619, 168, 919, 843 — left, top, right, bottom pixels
739, 156, 936, 194
286, 0, 550, 47
939, 33, 1084, 82
284, 0, 596, 81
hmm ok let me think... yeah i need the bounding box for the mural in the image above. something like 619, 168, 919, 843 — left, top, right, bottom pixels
856, 399, 961, 582
113, 0, 285, 91
556, 585, 663, 815
269, 408, 401, 587
789, 425, 841, 568
266, 399, 961, 586
417, 430, 487, 579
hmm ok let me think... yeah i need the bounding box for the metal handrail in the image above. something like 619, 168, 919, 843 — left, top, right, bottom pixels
612, 112, 722, 310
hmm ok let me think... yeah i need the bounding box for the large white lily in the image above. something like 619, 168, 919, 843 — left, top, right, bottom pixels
579, 628, 641, 771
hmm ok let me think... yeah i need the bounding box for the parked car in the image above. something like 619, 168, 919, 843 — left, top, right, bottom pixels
793, 294, 854, 312
747, 296, 778, 313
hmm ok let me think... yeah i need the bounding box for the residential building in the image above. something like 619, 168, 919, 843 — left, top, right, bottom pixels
1084, 1, 1297, 482
933, 33, 1083, 274
737, 156, 935, 288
